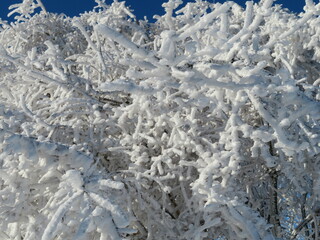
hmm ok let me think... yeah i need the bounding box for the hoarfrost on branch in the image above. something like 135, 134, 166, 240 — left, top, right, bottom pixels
0, 0, 320, 239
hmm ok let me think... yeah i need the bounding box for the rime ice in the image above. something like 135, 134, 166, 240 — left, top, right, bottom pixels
0, 0, 320, 239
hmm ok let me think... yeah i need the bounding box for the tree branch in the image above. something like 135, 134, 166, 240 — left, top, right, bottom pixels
290, 214, 313, 240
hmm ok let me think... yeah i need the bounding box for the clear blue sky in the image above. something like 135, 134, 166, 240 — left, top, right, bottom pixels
0, 1, 308, 22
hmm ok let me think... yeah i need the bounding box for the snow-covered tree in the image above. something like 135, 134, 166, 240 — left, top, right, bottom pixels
0, 0, 319, 239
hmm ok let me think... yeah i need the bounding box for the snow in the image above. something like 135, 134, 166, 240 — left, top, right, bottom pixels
0, 0, 320, 239
41, 191, 82, 240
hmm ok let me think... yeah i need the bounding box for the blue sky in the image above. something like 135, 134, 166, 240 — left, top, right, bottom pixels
0, 1, 308, 22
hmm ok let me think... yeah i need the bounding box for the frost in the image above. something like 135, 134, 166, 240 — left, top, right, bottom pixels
41, 191, 82, 240
0, 0, 320, 239
99, 179, 124, 190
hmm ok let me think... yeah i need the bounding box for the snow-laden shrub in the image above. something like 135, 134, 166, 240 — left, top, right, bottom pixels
0, 0, 320, 239
0, 130, 131, 240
